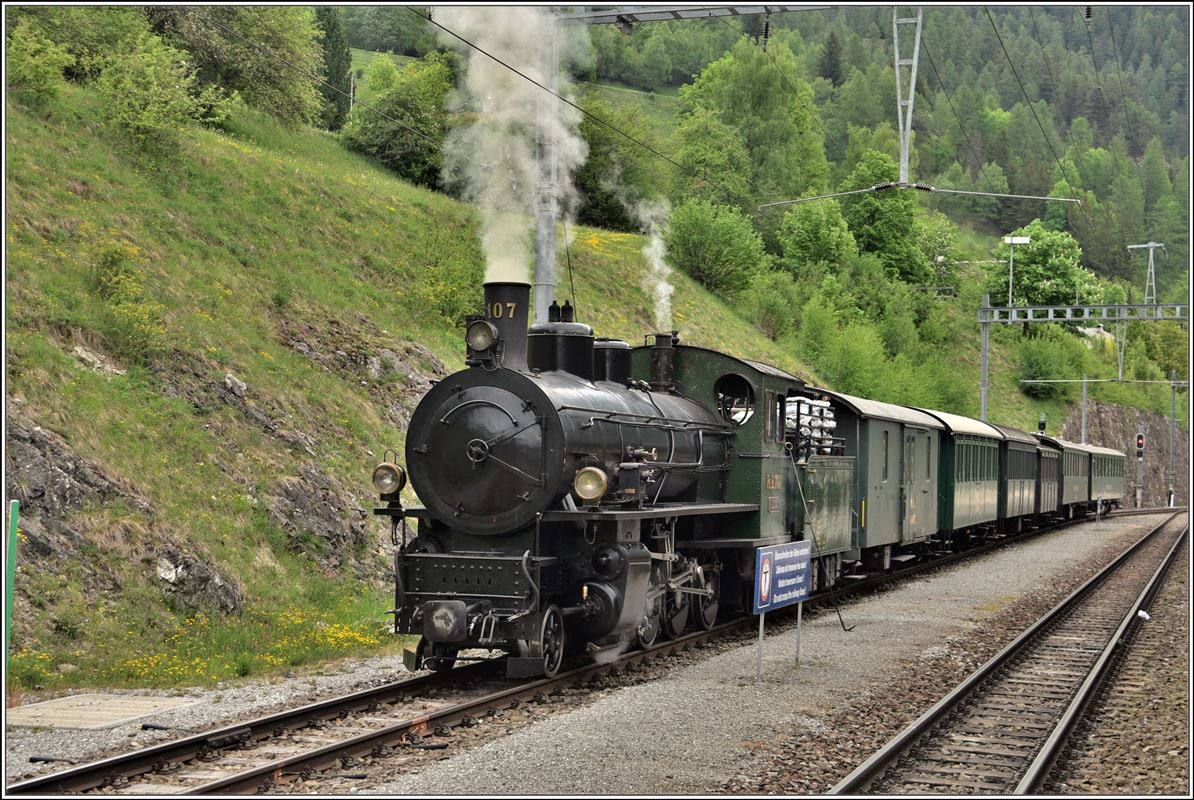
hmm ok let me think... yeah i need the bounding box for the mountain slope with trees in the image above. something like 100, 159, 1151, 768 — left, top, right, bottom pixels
2, 6, 1187, 690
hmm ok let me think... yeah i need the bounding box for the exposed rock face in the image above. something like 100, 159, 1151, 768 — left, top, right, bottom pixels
275, 312, 447, 428
263, 462, 377, 577
4, 417, 249, 618
1059, 400, 1189, 507
155, 546, 244, 615
5, 420, 143, 518
154, 352, 317, 456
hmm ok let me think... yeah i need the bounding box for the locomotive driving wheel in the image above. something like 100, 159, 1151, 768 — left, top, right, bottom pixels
636, 592, 662, 649
528, 605, 565, 677
660, 588, 690, 640
694, 555, 721, 631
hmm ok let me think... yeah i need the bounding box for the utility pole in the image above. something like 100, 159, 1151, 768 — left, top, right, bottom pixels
1115, 321, 1127, 381
533, 11, 560, 324
1128, 242, 1165, 306
1169, 371, 1177, 507
892, 7, 922, 186
1004, 235, 1030, 308
980, 293, 990, 420
1080, 374, 1087, 444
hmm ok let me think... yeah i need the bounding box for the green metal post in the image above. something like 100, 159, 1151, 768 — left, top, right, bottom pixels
6, 500, 19, 661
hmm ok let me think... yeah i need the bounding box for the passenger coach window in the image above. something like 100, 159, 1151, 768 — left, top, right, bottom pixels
882, 431, 889, 481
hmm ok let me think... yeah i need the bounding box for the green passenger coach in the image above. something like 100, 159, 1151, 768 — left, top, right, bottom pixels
815, 390, 942, 569
1088, 444, 1126, 506
988, 423, 1040, 532
915, 409, 1002, 534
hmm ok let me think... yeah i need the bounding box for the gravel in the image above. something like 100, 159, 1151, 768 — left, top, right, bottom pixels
4, 515, 1170, 794
369, 516, 1158, 795
1048, 547, 1189, 794
4, 655, 411, 783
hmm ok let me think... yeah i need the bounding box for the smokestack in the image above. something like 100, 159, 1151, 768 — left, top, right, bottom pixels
484, 282, 530, 370
650, 331, 678, 392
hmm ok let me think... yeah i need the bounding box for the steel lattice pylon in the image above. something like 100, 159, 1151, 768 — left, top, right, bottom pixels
892, 8, 923, 185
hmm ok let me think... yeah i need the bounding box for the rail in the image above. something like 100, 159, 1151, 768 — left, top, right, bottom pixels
830, 511, 1186, 794
7, 506, 1179, 796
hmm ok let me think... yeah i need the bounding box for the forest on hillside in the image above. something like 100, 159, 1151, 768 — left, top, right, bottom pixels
342, 5, 1189, 296
7, 5, 1190, 409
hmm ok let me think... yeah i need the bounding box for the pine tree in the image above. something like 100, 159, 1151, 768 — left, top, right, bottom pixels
315, 7, 351, 131
817, 31, 844, 87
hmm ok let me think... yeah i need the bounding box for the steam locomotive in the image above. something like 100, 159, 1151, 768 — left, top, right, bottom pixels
371, 281, 1125, 677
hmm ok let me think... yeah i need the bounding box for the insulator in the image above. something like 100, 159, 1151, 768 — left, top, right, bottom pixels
1084, 6, 1093, 20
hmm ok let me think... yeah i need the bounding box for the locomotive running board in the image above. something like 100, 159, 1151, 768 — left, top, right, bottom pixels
540, 502, 758, 522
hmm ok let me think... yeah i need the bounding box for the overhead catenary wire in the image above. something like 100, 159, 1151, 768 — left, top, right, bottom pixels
1104, 8, 1148, 199
409, 8, 755, 209
983, 7, 1095, 230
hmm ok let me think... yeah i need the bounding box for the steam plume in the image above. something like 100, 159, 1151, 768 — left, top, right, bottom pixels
635, 200, 674, 332
435, 7, 588, 285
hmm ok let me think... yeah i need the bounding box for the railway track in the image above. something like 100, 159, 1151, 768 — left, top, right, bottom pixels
831, 511, 1187, 795
7, 506, 1179, 796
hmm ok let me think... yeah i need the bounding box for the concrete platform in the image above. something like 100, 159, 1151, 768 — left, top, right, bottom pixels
5, 694, 196, 730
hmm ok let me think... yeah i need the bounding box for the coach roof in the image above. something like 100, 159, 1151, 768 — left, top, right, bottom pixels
814, 388, 944, 429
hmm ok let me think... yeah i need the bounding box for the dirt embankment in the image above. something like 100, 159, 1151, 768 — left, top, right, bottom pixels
1060, 399, 1188, 507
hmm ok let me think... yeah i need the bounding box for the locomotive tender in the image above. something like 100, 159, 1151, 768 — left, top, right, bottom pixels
371, 281, 1125, 677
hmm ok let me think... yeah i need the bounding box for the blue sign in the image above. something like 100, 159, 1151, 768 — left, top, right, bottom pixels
753, 541, 812, 614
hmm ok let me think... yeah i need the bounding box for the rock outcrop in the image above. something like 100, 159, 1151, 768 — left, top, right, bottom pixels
1059, 400, 1188, 507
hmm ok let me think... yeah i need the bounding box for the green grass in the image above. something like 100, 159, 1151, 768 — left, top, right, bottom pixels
350, 47, 415, 74
584, 81, 682, 136
4, 84, 815, 690
6, 80, 1182, 690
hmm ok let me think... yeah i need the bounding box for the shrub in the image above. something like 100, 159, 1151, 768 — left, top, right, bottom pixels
794, 291, 837, 366
820, 320, 886, 396
744, 270, 800, 340
5, 20, 74, 109
89, 241, 166, 362
340, 55, 451, 189
1018, 333, 1074, 400
665, 199, 766, 298
777, 199, 856, 273
95, 34, 233, 150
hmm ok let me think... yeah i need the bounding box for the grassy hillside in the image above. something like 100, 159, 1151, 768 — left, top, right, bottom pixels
5, 85, 815, 690
6, 80, 1182, 691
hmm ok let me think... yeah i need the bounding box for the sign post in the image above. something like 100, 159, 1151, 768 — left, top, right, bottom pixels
6, 500, 19, 662
752, 540, 812, 682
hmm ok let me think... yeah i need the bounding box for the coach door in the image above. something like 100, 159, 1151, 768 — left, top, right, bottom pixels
901, 427, 931, 542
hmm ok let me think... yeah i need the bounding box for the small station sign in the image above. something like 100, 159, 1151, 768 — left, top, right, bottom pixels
752, 540, 812, 682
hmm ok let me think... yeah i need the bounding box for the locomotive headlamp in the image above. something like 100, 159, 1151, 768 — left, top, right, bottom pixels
573, 466, 609, 502
466, 319, 498, 352
372, 462, 406, 495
